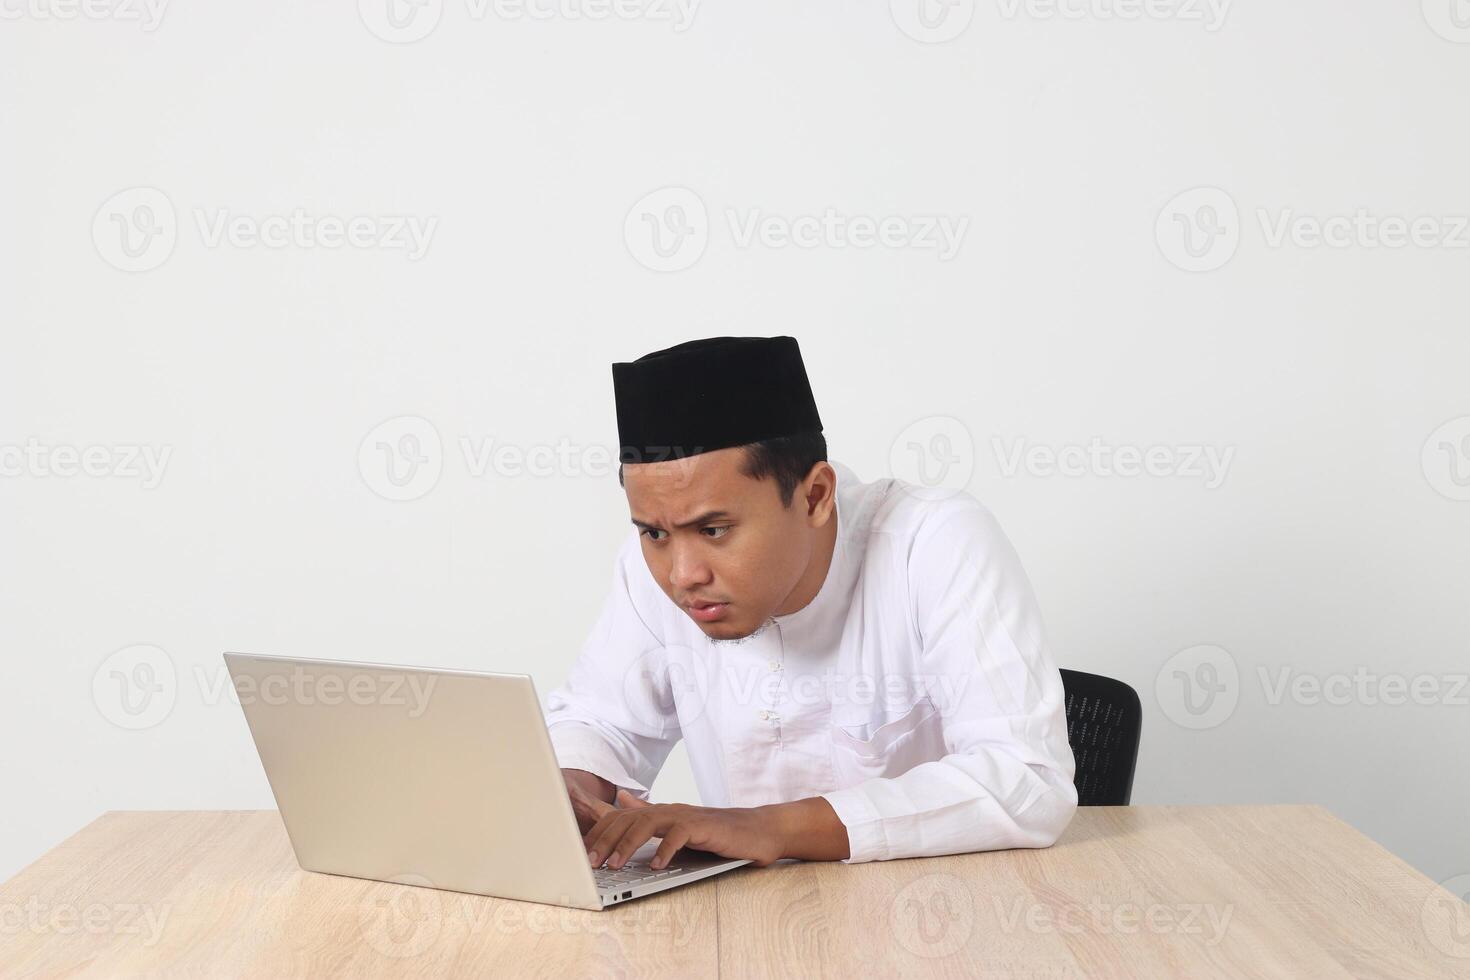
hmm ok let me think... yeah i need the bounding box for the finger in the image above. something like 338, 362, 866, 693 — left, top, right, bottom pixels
616, 788, 651, 809
586, 811, 637, 867
651, 826, 692, 870
606, 813, 662, 869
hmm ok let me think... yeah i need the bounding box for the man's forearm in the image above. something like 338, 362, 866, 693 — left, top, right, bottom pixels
761, 795, 850, 862
563, 767, 616, 804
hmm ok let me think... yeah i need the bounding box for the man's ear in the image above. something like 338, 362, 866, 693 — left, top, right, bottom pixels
801, 462, 837, 524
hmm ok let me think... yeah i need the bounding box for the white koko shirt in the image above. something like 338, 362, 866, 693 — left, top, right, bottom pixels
544, 459, 1078, 863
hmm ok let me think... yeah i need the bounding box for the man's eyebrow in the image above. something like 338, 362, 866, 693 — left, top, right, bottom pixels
631, 510, 734, 531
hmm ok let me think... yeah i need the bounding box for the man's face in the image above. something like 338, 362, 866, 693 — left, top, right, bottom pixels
623, 447, 828, 640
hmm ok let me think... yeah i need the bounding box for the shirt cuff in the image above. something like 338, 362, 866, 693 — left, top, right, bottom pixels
820, 786, 889, 864
546, 722, 652, 798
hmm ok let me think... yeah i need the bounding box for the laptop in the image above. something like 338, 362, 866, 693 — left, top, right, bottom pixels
223, 651, 750, 910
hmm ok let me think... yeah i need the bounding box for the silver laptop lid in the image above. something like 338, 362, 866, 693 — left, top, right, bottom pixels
224, 652, 603, 910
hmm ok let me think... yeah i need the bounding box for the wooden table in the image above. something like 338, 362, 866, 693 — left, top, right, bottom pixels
2, 806, 1465, 977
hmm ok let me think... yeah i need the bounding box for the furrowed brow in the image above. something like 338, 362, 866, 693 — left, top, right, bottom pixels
631, 510, 733, 531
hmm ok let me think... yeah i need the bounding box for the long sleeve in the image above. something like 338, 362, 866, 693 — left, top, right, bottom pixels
543, 530, 683, 798
820, 499, 1078, 863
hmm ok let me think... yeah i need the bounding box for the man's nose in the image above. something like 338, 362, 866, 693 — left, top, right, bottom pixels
668, 543, 713, 591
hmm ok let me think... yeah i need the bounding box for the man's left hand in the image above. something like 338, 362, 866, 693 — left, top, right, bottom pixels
584, 791, 787, 870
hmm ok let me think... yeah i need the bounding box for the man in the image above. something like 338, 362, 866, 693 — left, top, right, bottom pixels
546, 336, 1077, 872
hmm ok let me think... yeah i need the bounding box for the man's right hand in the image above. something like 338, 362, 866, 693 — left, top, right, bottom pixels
562, 768, 617, 834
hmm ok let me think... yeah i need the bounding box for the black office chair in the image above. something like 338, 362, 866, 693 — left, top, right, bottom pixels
1059, 669, 1141, 806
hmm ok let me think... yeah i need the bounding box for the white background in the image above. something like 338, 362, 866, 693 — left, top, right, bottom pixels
3, 0, 1468, 900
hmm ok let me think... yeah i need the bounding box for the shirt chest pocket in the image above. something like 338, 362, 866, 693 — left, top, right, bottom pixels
829, 696, 946, 785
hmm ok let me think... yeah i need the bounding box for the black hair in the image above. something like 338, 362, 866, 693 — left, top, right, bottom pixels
618, 431, 828, 508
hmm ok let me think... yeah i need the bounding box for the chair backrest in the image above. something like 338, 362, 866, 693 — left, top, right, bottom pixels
1059, 669, 1141, 806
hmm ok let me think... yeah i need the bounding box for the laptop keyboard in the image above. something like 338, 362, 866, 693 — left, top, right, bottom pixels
593, 861, 684, 891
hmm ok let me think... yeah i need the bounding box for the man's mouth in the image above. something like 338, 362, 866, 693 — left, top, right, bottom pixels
685, 600, 729, 623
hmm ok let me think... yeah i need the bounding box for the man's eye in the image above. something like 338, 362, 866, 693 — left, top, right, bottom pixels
702, 526, 731, 539
640, 528, 667, 542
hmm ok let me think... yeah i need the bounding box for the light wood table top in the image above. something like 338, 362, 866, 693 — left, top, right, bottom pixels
2, 806, 1465, 977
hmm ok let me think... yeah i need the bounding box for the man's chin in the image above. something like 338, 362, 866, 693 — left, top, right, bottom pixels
694, 616, 761, 641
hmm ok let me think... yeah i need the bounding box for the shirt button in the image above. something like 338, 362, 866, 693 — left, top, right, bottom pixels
767, 660, 782, 672
757, 710, 769, 720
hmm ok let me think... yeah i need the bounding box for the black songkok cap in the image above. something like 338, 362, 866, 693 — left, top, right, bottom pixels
612, 336, 823, 464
